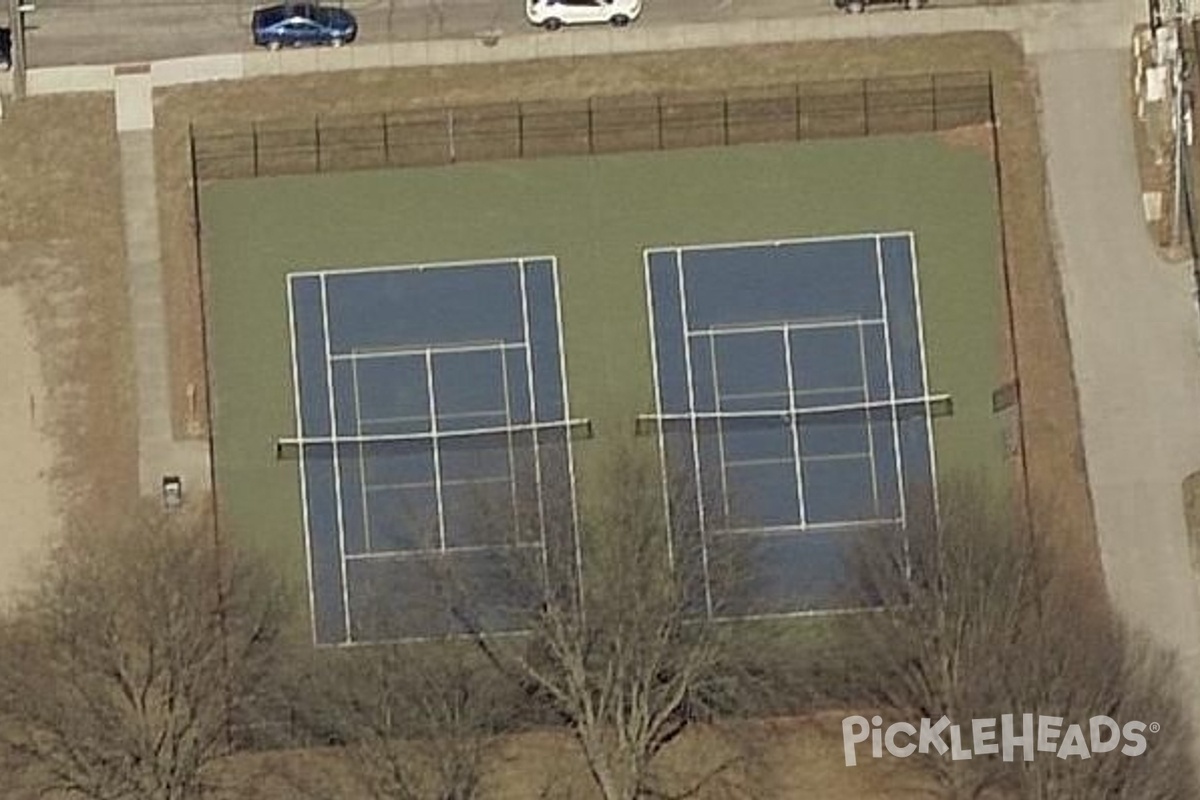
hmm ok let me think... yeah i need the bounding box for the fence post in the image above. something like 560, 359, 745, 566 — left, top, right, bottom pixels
794, 82, 802, 141
930, 73, 939, 132
722, 95, 730, 146
314, 115, 322, 173
861, 78, 870, 136
382, 112, 391, 166
587, 98, 595, 155
517, 104, 524, 159
656, 94, 664, 150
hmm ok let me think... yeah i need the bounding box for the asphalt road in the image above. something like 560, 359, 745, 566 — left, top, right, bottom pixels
24, 0, 1030, 68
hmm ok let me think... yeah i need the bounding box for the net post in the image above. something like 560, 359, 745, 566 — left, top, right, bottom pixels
251, 119, 259, 178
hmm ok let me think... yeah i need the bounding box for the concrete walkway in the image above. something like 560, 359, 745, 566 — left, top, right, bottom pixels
115, 72, 210, 500
0, 0, 1130, 96
1038, 44, 1200, 749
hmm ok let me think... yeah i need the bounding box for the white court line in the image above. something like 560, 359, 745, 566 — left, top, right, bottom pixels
719, 389, 790, 403
365, 475, 509, 493
707, 331, 732, 521
781, 328, 808, 528
285, 275, 320, 646
906, 232, 941, 521
425, 350, 448, 552
330, 340, 522, 361
644, 230, 916, 257
686, 317, 887, 339
725, 456, 800, 469
549, 258, 585, 609
857, 320, 881, 516
500, 343, 520, 526
800, 451, 875, 464
345, 540, 543, 563
357, 413, 431, 428
351, 354, 373, 554
875, 235, 908, 528
643, 251, 676, 567
518, 260, 548, 583
718, 386, 862, 404
289, 255, 555, 280
639, 395, 949, 425
677, 250, 715, 618
719, 517, 904, 536
320, 274, 353, 644
279, 418, 591, 447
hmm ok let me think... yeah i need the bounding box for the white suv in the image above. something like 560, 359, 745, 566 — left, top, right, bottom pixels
525, 0, 642, 30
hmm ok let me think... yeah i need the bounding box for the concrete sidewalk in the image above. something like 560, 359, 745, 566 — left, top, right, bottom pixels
1038, 45, 1200, 759
13, 0, 1132, 95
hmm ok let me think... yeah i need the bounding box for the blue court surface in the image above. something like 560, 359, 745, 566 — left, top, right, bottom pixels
646, 233, 940, 616
287, 258, 579, 644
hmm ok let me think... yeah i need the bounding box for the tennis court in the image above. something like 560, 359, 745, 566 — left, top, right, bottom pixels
287, 258, 584, 643
200, 138, 1007, 648
646, 233, 944, 616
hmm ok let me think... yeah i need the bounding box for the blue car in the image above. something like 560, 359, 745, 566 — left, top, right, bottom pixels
251, 4, 358, 50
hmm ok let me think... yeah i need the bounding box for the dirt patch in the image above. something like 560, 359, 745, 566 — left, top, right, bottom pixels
0, 95, 138, 534
153, 31, 1099, 586
990, 65, 1104, 593
0, 289, 55, 603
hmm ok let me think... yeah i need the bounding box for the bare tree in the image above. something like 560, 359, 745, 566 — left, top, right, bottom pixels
284, 643, 510, 800
831, 477, 1197, 799
0, 503, 288, 800
446, 446, 761, 800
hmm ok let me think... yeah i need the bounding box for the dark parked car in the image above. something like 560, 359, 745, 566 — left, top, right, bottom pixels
251, 4, 357, 50
834, 0, 925, 11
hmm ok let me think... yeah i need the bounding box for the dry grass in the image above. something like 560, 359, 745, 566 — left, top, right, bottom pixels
0, 95, 138, 531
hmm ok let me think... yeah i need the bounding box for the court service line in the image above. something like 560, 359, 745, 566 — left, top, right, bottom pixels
707, 330, 733, 521
330, 340, 522, 362
500, 340, 520, 525
345, 540, 543, 563
686, 317, 887, 339
288, 255, 555, 280
720, 516, 904, 536
351, 354, 373, 554
645, 230, 915, 256
857, 319, 881, 515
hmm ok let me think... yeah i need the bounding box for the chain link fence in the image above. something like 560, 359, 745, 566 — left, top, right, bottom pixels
190, 71, 994, 181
